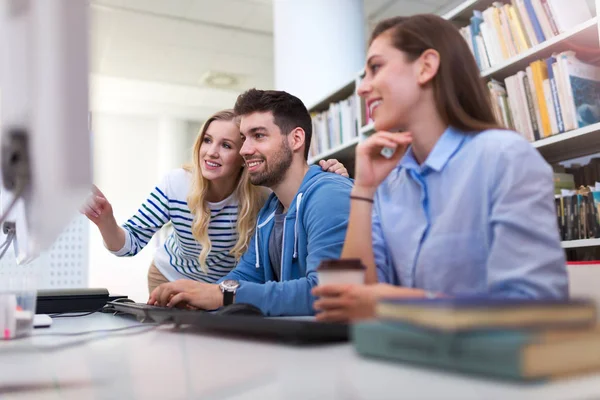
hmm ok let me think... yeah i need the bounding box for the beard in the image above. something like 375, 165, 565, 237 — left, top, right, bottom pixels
248, 139, 293, 187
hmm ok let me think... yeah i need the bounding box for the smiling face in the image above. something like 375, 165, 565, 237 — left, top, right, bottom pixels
198, 119, 245, 183
357, 31, 422, 133
238, 111, 293, 188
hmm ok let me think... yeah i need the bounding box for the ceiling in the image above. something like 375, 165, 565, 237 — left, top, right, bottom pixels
90, 0, 463, 120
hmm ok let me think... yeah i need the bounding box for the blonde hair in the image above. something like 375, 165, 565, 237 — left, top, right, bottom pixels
185, 109, 267, 272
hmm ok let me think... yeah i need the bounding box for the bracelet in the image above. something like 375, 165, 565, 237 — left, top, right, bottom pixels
350, 195, 374, 204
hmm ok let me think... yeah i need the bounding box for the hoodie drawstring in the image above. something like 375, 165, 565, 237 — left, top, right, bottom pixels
293, 193, 303, 259
255, 210, 276, 269
254, 228, 260, 269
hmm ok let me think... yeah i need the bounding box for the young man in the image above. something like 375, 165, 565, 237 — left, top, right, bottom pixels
149, 89, 353, 316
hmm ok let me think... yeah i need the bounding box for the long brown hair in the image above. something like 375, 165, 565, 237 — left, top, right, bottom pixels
185, 109, 267, 272
371, 14, 503, 132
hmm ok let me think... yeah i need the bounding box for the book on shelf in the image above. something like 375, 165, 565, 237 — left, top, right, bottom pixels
556, 162, 600, 240
487, 52, 600, 141
459, 0, 593, 72
553, 172, 575, 193
308, 95, 358, 160
558, 51, 600, 129
547, 56, 565, 134
353, 320, 600, 381
546, 0, 593, 34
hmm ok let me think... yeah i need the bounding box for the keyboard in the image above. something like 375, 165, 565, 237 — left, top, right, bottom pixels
106, 301, 204, 323
107, 301, 349, 344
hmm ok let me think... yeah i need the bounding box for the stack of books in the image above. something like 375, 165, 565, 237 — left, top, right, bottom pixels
488, 51, 600, 142
309, 95, 358, 159
460, 0, 593, 71
353, 297, 599, 381
556, 186, 600, 241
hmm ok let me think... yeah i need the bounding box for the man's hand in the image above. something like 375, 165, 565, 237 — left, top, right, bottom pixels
312, 283, 427, 322
148, 280, 223, 310
319, 158, 349, 177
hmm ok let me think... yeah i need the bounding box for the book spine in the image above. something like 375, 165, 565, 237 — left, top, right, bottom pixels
593, 192, 600, 238
522, 71, 541, 140
557, 52, 579, 129
531, 0, 555, 39
470, 14, 483, 70
556, 196, 564, 240
566, 195, 573, 241
524, 0, 547, 43
540, 0, 560, 36
546, 57, 565, 133
543, 78, 558, 134
353, 322, 526, 381
514, 0, 538, 46
530, 60, 552, 136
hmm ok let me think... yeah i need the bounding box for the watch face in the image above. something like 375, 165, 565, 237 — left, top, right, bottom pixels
221, 279, 240, 291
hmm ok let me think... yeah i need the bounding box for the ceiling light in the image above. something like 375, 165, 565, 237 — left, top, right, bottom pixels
199, 71, 238, 88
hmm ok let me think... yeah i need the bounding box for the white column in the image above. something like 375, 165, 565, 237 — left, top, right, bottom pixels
273, 0, 366, 108
157, 116, 190, 176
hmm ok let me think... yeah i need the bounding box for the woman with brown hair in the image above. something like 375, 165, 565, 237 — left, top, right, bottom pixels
82, 109, 348, 293
313, 14, 568, 321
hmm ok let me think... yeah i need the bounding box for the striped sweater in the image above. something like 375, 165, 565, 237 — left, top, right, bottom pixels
110, 168, 240, 282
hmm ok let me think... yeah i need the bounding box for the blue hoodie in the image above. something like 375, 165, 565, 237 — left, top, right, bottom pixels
219, 165, 353, 316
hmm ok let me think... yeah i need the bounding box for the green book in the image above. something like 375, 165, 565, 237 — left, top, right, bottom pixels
352, 321, 600, 381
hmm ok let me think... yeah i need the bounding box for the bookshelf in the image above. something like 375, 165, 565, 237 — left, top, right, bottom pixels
534, 122, 600, 163
307, 76, 361, 174
442, 0, 496, 22
308, 79, 355, 115
481, 17, 599, 81
308, 137, 360, 166
307, 0, 600, 246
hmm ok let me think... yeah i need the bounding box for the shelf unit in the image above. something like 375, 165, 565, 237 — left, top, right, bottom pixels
306, 0, 600, 247
308, 136, 361, 166
307, 76, 361, 169
534, 122, 600, 163
482, 17, 599, 81
562, 238, 600, 249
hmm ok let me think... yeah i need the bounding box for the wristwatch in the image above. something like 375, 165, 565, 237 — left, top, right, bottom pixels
219, 279, 240, 306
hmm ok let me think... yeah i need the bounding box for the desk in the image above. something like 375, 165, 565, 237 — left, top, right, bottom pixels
1, 313, 600, 400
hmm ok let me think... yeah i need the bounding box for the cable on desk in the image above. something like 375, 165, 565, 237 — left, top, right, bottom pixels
1, 323, 166, 354
34, 323, 160, 338
49, 308, 105, 318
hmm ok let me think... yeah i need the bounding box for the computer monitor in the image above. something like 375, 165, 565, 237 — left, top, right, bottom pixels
0, 0, 91, 263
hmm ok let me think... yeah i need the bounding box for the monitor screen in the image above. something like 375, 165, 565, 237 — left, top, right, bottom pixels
0, 0, 91, 263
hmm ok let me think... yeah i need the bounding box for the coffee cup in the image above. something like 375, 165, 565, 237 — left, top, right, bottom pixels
316, 258, 365, 285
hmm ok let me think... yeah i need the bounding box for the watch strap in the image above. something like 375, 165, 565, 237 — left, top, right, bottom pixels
223, 289, 234, 306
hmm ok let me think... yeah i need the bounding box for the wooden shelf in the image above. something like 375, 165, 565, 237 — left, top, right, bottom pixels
308, 136, 360, 165
533, 122, 600, 163
481, 18, 599, 81
562, 238, 600, 248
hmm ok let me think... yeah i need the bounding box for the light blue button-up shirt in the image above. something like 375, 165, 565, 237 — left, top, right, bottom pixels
373, 126, 568, 299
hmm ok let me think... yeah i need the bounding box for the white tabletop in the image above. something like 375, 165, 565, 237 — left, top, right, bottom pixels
0, 313, 599, 400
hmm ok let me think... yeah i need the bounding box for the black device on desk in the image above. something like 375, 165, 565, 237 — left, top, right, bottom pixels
36, 288, 127, 314
107, 301, 349, 344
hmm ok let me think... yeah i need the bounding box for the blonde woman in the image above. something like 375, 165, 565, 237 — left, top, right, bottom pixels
83, 110, 348, 293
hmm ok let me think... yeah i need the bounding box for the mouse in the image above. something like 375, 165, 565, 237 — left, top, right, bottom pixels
100, 297, 136, 313
111, 298, 135, 304
215, 303, 264, 317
